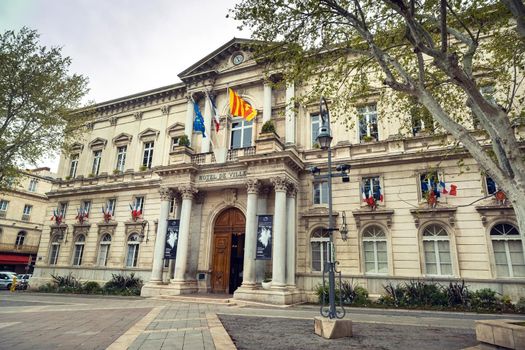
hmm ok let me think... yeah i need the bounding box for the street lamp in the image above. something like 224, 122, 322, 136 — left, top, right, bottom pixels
314, 97, 349, 320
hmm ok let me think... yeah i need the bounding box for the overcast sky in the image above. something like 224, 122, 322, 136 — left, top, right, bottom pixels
0, 0, 249, 170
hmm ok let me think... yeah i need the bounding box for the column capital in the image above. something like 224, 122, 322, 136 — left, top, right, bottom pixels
246, 179, 261, 194
159, 187, 174, 201
179, 185, 198, 200
287, 182, 298, 198
271, 176, 289, 192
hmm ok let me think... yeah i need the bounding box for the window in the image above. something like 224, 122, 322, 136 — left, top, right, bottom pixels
116, 146, 127, 172
126, 233, 140, 267
106, 198, 116, 215
69, 154, 79, 178
171, 137, 180, 148
22, 205, 32, 220
59, 202, 68, 217
420, 171, 439, 200
97, 234, 112, 266
230, 118, 253, 149
0, 200, 8, 217
363, 226, 388, 274
358, 104, 378, 142
169, 197, 175, 215
142, 142, 154, 169
72, 234, 86, 266
81, 201, 91, 215
311, 113, 321, 147
15, 231, 26, 247
486, 176, 498, 195
311, 229, 331, 272
134, 196, 145, 213
28, 179, 37, 192
313, 181, 328, 205
49, 235, 61, 265
412, 113, 434, 136
422, 224, 452, 276
491, 223, 525, 277
362, 176, 382, 202
91, 150, 102, 176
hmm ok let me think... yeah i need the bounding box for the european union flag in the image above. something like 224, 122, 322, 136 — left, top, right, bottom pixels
193, 101, 206, 137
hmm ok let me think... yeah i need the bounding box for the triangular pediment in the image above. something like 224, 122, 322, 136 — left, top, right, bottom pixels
178, 38, 262, 82
167, 122, 185, 135
70, 142, 84, 153
139, 128, 160, 140
88, 137, 107, 149
112, 133, 133, 145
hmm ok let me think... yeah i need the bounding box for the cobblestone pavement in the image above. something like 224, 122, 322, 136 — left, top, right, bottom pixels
2, 291, 525, 350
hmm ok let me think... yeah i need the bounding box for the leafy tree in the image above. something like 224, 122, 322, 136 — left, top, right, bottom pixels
0, 27, 89, 190
231, 1, 525, 233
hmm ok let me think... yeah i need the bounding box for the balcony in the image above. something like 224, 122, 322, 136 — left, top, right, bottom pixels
21, 214, 31, 221
188, 147, 257, 165
0, 243, 39, 254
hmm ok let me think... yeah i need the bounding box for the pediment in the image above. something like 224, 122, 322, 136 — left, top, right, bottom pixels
167, 122, 185, 136
139, 128, 160, 141
178, 38, 262, 82
112, 133, 133, 145
70, 142, 84, 153
88, 137, 107, 150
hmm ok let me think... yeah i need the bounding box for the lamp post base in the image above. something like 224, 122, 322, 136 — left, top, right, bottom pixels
314, 316, 353, 339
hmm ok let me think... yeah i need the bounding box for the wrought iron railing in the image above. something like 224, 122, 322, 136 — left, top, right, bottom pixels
191, 147, 256, 164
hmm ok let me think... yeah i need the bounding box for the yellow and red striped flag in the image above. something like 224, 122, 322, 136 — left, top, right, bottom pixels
228, 88, 257, 121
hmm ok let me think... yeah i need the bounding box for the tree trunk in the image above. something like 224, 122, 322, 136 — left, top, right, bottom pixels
506, 189, 525, 241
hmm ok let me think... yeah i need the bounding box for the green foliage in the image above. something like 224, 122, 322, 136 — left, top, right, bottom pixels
0, 27, 89, 190
517, 297, 525, 313
103, 273, 143, 296
470, 288, 498, 310
51, 272, 82, 289
112, 169, 121, 175
340, 280, 369, 306
261, 120, 276, 133
82, 281, 103, 294
446, 281, 470, 307
139, 165, 148, 172
38, 273, 142, 296
178, 134, 190, 147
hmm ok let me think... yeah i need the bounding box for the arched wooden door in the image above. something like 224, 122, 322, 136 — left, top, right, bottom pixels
211, 208, 245, 294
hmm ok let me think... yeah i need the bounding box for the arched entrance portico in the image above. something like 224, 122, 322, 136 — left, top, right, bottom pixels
211, 207, 245, 294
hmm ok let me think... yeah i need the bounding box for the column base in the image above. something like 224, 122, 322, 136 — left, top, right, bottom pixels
141, 280, 197, 297
233, 286, 305, 305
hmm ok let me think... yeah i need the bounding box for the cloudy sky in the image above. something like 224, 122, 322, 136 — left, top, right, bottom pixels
0, 0, 249, 170
0, 0, 249, 103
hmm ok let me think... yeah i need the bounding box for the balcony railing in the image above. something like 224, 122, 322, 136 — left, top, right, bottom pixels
0, 243, 39, 254
190, 147, 256, 165
21, 214, 31, 221
0, 211, 6, 218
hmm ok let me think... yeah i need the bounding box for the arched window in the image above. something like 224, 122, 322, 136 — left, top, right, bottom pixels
491, 223, 525, 277
422, 224, 452, 276
72, 234, 85, 266
230, 118, 253, 149
49, 235, 61, 265
310, 229, 331, 272
363, 225, 388, 274
15, 231, 26, 247
126, 233, 140, 267
97, 234, 112, 266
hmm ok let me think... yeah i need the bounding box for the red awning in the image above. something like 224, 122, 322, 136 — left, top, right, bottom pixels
0, 254, 30, 264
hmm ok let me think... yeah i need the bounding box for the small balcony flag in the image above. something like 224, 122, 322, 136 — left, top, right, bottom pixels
229, 88, 257, 121
193, 100, 206, 137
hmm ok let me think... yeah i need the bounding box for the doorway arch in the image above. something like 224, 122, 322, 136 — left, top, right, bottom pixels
211, 207, 245, 294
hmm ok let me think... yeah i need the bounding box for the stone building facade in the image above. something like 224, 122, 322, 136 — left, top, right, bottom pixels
31, 39, 525, 303
0, 168, 55, 273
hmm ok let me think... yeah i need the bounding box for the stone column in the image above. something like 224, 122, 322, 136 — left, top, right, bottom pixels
285, 81, 295, 144
201, 95, 212, 153
149, 187, 172, 283
173, 185, 197, 282
241, 179, 260, 289
271, 176, 288, 288
263, 81, 272, 123
286, 183, 297, 287
184, 98, 194, 142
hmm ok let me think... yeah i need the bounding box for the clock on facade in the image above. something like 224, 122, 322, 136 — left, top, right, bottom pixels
232, 53, 244, 65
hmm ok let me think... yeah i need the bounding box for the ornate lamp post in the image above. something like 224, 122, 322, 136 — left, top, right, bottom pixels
314, 97, 350, 320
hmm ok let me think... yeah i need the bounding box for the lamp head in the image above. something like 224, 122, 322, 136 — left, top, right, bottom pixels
316, 125, 332, 149
309, 166, 321, 176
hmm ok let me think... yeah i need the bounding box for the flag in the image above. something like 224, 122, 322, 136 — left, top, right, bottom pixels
449, 184, 457, 196
362, 187, 367, 202
439, 181, 448, 194
207, 92, 220, 132
374, 185, 384, 202
193, 100, 206, 137
229, 88, 257, 121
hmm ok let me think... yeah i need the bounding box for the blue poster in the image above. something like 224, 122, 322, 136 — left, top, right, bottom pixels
256, 215, 273, 260
164, 219, 180, 259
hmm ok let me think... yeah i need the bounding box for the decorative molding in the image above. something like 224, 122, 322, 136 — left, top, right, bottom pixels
222, 188, 238, 205
72, 223, 91, 236
167, 122, 186, 136
195, 191, 206, 205
246, 179, 260, 194
134, 111, 143, 120
287, 182, 298, 198
138, 128, 160, 141
70, 142, 84, 153
301, 207, 339, 230
475, 205, 515, 227
159, 187, 173, 201
352, 209, 395, 230
88, 137, 108, 150
160, 105, 170, 115
97, 221, 117, 235
112, 132, 133, 145
271, 176, 289, 192
85, 122, 94, 130
124, 220, 145, 236
179, 185, 198, 200
409, 207, 457, 228
49, 224, 68, 240
109, 116, 117, 126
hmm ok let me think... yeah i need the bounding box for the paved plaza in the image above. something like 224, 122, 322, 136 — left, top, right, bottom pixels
1, 291, 524, 349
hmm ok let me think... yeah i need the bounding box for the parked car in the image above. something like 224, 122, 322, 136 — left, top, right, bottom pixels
0, 271, 17, 290
16, 274, 31, 290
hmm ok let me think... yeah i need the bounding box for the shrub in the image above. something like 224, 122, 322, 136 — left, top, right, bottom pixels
178, 135, 190, 146
139, 165, 148, 172
403, 280, 447, 307
82, 281, 103, 294
38, 282, 57, 293
446, 281, 470, 307
261, 120, 276, 133
103, 273, 143, 296
379, 282, 406, 307
340, 281, 369, 306
517, 297, 525, 313
51, 273, 82, 289
471, 288, 498, 310
315, 283, 340, 304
